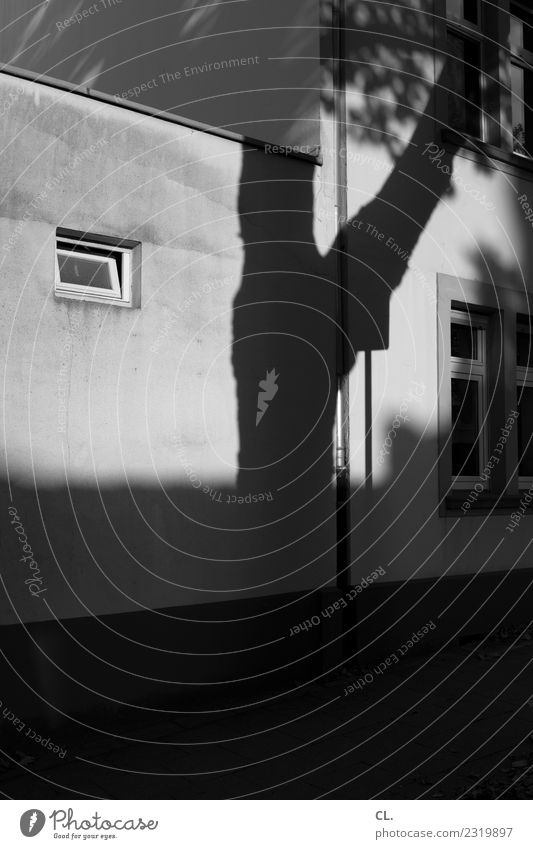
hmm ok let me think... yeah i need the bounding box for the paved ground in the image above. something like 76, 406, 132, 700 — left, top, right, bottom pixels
2, 632, 533, 799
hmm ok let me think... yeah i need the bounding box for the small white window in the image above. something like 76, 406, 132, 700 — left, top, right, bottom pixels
54, 230, 140, 307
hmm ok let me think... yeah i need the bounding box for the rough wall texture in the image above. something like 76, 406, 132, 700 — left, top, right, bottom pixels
0, 74, 337, 629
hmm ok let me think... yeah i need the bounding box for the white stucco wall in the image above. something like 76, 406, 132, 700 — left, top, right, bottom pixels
0, 73, 338, 625
344, 0, 533, 584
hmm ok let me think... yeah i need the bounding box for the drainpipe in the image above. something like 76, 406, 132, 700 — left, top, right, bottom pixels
332, 0, 351, 591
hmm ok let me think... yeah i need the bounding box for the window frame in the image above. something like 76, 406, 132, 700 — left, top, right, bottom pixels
444, 0, 486, 142
54, 229, 141, 308
437, 273, 519, 514
450, 310, 489, 489
509, 1, 533, 158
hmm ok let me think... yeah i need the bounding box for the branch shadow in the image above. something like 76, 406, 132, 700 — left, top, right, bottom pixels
233, 0, 458, 503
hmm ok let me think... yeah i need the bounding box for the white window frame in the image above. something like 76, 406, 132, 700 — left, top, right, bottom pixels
55, 235, 134, 306
450, 310, 489, 489
516, 321, 533, 488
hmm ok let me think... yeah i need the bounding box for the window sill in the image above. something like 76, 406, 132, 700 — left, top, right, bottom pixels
444, 493, 525, 515
441, 129, 533, 177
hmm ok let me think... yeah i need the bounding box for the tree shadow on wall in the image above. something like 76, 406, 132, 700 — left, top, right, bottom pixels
232, 0, 465, 522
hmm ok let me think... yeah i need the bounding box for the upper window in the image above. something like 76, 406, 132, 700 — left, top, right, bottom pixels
442, 2, 533, 159
447, 0, 480, 26
445, 1, 484, 139
509, 2, 533, 157
510, 2, 533, 53
447, 33, 483, 138
54, 229, 141, 307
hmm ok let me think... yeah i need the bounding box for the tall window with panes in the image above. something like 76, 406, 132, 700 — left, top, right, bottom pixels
509, 2, 533, 156
446, 0, 484, 139
450, 310, 489, 488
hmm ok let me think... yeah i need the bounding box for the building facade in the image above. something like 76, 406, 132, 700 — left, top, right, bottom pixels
0, 0, 532, 722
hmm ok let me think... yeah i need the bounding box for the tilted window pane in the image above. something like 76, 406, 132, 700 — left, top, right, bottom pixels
58, 254, 116, 291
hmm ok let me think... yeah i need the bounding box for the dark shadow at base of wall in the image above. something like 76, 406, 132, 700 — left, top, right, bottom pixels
1, 569, 533, 731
